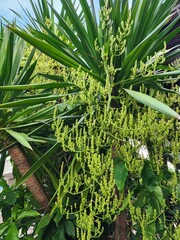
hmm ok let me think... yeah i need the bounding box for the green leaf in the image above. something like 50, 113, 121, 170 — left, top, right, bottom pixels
0, 82, 74, 91
65, 220, 76, 239
0, 95, 64, 109
20, 133, 46, 143
2, 205, 12, 222
52, 224, 66, 240
5, 192, 17, 205
6, 129, 32, 150
35, 214, 51, 234
43, 165, 59, 189
124, 89, 180, 120
23, 238, 35, 240
17, 210, 40, 220
113, 159, 128, 192
0, 222, 10, 236
141, 161, 157, 188
37, 73, 64, 81
9, 26, 104, 84
54, 209, 63, 226
6, 223, 19, 240
146, 222, 156, 237
153, 186, 164, 206
15, 143, 59, 187
0, 151, 6, 178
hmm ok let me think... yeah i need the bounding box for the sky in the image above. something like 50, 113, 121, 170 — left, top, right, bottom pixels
0, 0, 62, 23
0, 0, 132, 24
0, 0, 32, 19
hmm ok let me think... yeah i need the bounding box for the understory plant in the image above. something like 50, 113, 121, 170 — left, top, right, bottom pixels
0, 0, 180, 239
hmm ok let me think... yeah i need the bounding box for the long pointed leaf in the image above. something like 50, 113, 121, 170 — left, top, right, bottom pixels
0, 95, 65, 108
6, 129, 32, 150
0, 82, 74, 91
9, 26, 104, 84
15, 143, 59, 187
124, 88, 180, 119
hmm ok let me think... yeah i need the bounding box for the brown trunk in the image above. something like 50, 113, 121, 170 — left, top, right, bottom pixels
112, 148, 129, 240
8, 144, 49, 210
114, 211, 129, 240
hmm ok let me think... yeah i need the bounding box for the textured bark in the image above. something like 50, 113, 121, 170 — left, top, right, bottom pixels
8, 144, 49, 210
114, 211, 129, 240
113, 186, 129, 240
112, 147, 129, 240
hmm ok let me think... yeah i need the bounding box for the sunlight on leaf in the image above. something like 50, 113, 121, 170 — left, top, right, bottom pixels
6, 130, 33, 150
124, 89, 180, 120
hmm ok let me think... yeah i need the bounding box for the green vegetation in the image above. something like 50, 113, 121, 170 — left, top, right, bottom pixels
0, 0, 180, 239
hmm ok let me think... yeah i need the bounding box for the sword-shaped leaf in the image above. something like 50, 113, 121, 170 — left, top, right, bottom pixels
124, 88, 180, 120
6, 129, 32, 150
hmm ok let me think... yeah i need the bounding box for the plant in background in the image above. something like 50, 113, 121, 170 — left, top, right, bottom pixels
0, 179, 40, 239
1, 0, 179, 239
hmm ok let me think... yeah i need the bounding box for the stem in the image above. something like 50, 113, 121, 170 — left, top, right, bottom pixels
114, 210, 129, 240
7, 144, 49, 211
112, 147, 129, 240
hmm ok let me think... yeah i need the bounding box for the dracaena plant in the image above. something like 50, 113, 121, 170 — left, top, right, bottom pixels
2, 0, 180, 239
9, 0, 180, 100
0, 22, 84, 239
0, 24, 76, 211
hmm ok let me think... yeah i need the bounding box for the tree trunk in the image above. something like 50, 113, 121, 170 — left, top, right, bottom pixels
112, 147, 129, 240
7, 144, 49, 211
114, 211, 129, 240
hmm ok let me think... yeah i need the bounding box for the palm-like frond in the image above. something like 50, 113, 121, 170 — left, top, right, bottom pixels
8, 0, 180, 121
0, 25, 75, 199
10, 0, 180, 83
